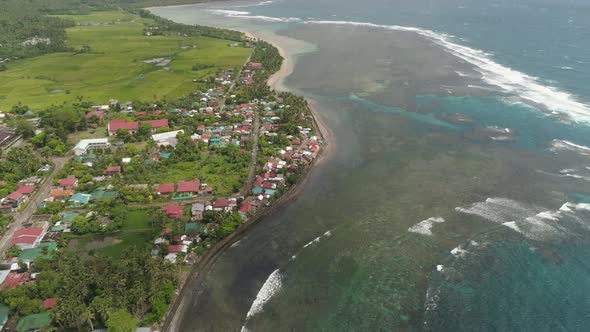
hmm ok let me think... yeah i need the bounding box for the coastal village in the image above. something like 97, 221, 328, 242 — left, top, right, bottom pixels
0, 40, 323, 330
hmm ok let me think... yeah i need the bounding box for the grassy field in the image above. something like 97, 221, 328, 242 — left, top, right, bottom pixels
0, 11, 251, 111
68, 210, 157, 258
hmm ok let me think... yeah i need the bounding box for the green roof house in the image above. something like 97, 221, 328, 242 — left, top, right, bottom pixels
17, 312, 50, 332
18, 242, 58, 263
68, 193, 91, 207
61, 212, 80, 223
0, 305, 8, 330
185, 222, 201, 233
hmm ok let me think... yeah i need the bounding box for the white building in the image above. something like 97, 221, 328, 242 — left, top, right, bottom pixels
73, 138, 110, 156
151, 130, 184, 147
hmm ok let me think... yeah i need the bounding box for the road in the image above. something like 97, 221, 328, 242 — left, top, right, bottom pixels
0, 157, 69, 255
241, 107, 260, 196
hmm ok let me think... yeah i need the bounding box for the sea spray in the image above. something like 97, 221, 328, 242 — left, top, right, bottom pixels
244, 269, 283, 320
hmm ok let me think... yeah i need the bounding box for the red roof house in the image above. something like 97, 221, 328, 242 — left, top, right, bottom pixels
248, 62, 263, 69
10, 227, 45, 248
0, 273, 28, 290
212, 199, 229, 211
144, 119, 169, 129
156, 183, 175, 195
86, 110, 104, 120
104, 166, 121, 175
108, 119, 138, 135
108, 118, 169, 135
42, 298, 57, 309
162, 205, 184, 219
239, 202, 251, 214
16, 185, 35, 195
177, 179, 200, 194
59, 177, 78, 188
160, 228, 173, 236
168, 244, 188, 253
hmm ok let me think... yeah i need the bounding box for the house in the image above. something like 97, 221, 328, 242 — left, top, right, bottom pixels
42, 298, 57, 310
73, 138, 109, 156
168, 244, 188, 253
10, 227, 46, 249
59, 177, 78, 189
239, 202, 251, 218
2, 185, 35, 210
107, 119, 138, 135
0, 272, 28, 290
16, 312, 50, 332
162, 205, 184, 219
248, 62, 263, 69
0, 305, 8, 331
68, 193, 91, 207
212, 199, 229, 212
185, 222, 200, 234
85, 110, 104, 121
152, 130, 184, 147
191, 203, 205, 221
107, 119, 169, 136
177, 179, 200, 195
156, 183, 175, 195
104, 166, 121, 175
48, 188, 74, 201
18, 242, 57, 264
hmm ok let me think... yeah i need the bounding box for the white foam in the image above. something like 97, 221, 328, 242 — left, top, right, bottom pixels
244, 269, 282, 319
455, 198, 574, 240
408, 217, 445, 236
230, 239, 242, 248
560, 202, 573, 212
450, 246, 468, 258
503, 221, 521, 232
324, 230, 332, 237
436, 264, 444, 272
574, 203, 590, 211
455, 197, 537, 224
302, 236, 321, 248
209, 10, 590, 123
550, 140, 590, 155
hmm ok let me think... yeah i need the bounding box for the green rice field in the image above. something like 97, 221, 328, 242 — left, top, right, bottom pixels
0, 11, 251, 111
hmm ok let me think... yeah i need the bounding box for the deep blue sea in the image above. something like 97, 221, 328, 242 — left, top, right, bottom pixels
152, 1, 590, 330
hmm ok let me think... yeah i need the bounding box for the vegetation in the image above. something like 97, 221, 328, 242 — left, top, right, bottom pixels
49, 249, 177, 329
0, 0, 75, 59
0, 10, 251, 110
0, 147, 44, 187
138, 9, 245, 41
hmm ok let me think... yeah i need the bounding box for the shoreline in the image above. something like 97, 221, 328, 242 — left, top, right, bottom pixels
162, 28, 333, 331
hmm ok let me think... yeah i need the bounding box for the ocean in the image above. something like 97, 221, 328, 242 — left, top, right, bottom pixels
150, 0, 590, 331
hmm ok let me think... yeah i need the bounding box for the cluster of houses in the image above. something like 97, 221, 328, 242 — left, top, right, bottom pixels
44, 174, 118, 209
0, 177, 43, 213
0, 218, 55, 290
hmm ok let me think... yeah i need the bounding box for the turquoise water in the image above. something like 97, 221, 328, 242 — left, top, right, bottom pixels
150, 1, 590, 331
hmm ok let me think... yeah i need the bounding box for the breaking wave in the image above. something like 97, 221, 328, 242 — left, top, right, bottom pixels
550, 139, 590, 155
243, 269, 282, 324
408, 217, 445, 236
207, 11, 590, 123
455, 197, 590, 240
